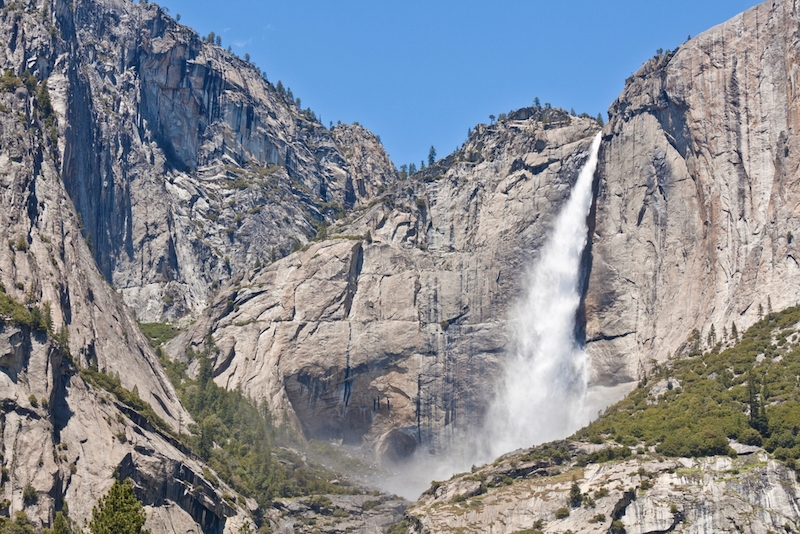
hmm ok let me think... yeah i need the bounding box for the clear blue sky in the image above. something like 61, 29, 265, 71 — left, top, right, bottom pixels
158, 0, 760, 168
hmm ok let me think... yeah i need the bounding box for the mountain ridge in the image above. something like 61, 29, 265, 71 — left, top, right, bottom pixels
2, 0, 798, 532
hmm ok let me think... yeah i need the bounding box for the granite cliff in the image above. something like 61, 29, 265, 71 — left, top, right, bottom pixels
54, 0, 398, 323
0, 29, 254, 534
586, 0, 800, 387
168, 111, 601, 462
0, 0, 385, 530
169, 0, 800, 508
4, 0, 800, 531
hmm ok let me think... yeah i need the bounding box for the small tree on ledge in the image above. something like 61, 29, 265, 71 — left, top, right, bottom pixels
88, 479, 151, 534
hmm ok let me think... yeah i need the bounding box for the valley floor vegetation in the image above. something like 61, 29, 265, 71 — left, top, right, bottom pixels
143, 325, 362, 526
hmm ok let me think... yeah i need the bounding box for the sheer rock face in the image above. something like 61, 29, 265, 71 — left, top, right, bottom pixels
586, 0, 800, 386
0, 1, 253, 531
169, 116, 601, 458
48, 0, 398, 322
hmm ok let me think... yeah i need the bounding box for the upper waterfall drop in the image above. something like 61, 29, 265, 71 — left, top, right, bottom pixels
371, 132, 604, 500
485, 131, 602, 459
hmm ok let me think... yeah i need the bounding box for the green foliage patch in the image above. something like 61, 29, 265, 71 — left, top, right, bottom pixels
137, 322, 180, 348
155, 335, 359, 524
88, 479, 150, 534
0, 511, 37, 534
0, 291, 51, 332
574, 305, 800, 466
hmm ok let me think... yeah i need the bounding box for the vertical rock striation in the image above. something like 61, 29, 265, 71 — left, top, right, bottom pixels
587, 0, 800, 386
46, 0, 399, 322
169, 114, 601, 459
0, 1, 258, 530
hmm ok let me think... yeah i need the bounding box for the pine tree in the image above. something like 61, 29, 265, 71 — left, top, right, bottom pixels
568, 478, 583, 508
88, 479, 150, 534
428, 145, 436, 166
707, 324, 716, 347
731, 322, 738, 340
52, 511, 72, 534
747, 370, 768, 435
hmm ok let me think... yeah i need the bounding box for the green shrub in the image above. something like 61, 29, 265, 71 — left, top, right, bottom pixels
0, 511, 37, 533
554, 507, 570, 519
387, 520, 411, 534
589, 513, 606, 523
0, 70, 22, 92
22, 484, 37, 506
568, 479, 583, 507
737, 427, 762, 446
361, 500, 381, 511
0, 293, 51, 333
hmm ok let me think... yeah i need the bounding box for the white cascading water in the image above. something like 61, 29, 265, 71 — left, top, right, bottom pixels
376, 133, 603, 498
484, 131, 602, 459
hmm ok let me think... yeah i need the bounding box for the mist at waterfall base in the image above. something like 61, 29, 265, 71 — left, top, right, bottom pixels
374, 133, 603, 499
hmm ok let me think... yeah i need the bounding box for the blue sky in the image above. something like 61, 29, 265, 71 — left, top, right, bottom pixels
158, 0, 759, 167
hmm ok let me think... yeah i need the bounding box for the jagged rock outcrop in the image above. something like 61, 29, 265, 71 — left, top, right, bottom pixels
586, 0, 800, 386
0, 320, 254, 533
0, 2, 256, 530
169, 114, 600, 459
41, 0, 398, 322
405, 444, 800, 533
266, 493, 407, 533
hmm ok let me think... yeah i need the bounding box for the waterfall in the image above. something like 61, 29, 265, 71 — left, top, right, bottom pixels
484, 131, 602, 459
375, 132, 603, 498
